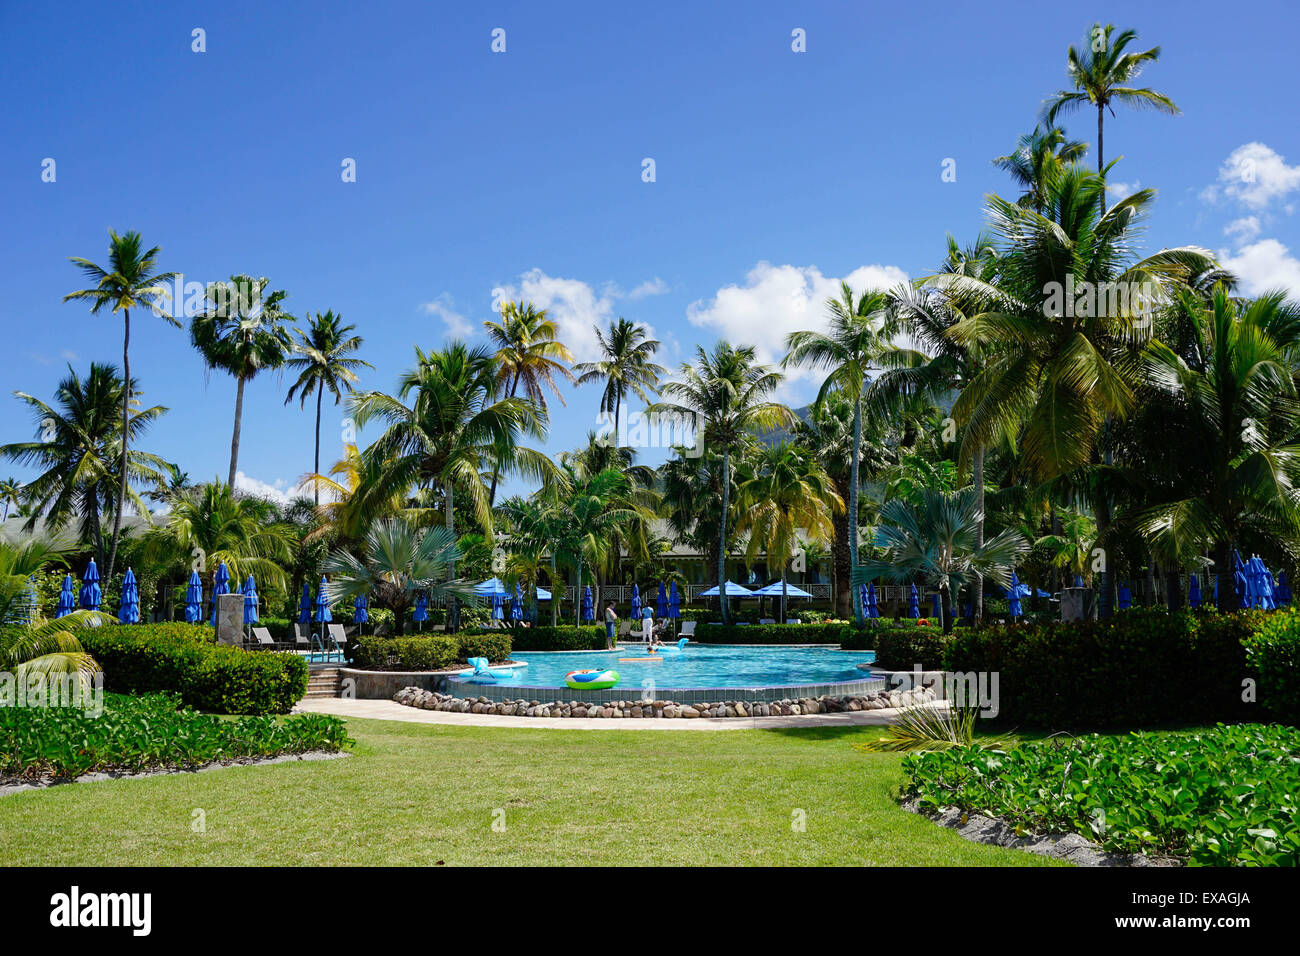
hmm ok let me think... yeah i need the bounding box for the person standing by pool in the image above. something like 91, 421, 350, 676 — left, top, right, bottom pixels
604, 601, 618, 648
642, 605, 660, 648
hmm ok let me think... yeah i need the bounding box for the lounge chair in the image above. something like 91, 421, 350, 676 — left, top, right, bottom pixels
759, 617, 776, 625
432, 624, 446, 632
680, 621, 696, 638
786, 618, 802, 625
617, 620, 632, 639
292, 622, 314, 653
327, 623, 348, 658
251, 626, 280, 650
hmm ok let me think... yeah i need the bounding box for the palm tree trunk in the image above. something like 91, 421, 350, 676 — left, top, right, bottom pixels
313, 386, 323, 506
832, 478, 851, 618
444, 480, 458, 632
1165, 566, 1183, 610
575, 557, 583, 627
940, 582, 953, 635
850, 397, 863, 623
781, 573, 788, 624
486, 370, 521, 508
550, 553, 558, 626
1216, 541, 1234, 611
106, 309, 131, 583
972, 442, 985, 622
228, 372, 246, 489
718, 446, 731, 625
1097, 104, 1106, 216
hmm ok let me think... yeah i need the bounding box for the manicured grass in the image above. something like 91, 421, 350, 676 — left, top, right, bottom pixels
0, 717, 1058, 866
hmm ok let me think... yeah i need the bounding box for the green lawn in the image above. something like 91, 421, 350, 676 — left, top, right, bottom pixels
0, 717, 1058, 866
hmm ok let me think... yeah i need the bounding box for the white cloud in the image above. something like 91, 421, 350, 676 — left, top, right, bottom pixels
420, 294, 474, 339
1203, 142, 1300, 210
1224, 216, 1262, 243
684, 260, 909, 399
1219, 239, 1300, 297
1107, 180, 1140, 200
627, 277, 669, 299
233, 471, 312, 506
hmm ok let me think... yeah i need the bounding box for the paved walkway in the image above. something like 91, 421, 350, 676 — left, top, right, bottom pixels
295, 696, 921, 731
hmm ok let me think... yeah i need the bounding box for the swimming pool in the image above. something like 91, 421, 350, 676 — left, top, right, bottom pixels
446, 643, 880, 702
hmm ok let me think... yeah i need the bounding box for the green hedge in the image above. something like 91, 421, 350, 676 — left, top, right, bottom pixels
1245, 608, 1300, 724
351, 632, 512, 671
693, 621, 854, 644
503, 625, 607, 651
872, 625, 948, 669
943, 608, 1260, 729
75, 623, 308, 716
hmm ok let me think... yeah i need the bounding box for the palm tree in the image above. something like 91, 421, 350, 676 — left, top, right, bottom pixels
284, 311, 371, 506
1035, 509, 1098, 586
325, 519, 474, 636
554, 465, 640, 628
1043, 23, 1178, 212
0, 478, 21, 521
992, 126, 1088, 213
784, 283, 892, 623
190, 276, 294, 487
1, 364, 171, 567
652, 343, 792, 624
857, 488, 1029, 634
482, 300, 575, 505
350, 343, 554, 628
574, 318, 666, 439
736, 442, 843, 622
1135, 286, 1300, 607
63, 230, 177, 581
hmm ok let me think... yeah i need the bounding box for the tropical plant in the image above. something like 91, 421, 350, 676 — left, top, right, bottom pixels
1043, 22, 1178, 211
992, 126, 1088, 213
857, 488, 1029, 633
0, 478, 22, 521
190, 275, 294, 487
785, 284, 892, 622
857, 705, 998, 753
1, 364, 170, 566
573, 317, 666, 437
63, 230, 177, 581
284, 311, 371, 505
0, 611, 102, 703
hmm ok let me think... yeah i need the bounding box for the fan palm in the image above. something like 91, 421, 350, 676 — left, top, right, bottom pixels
573, 318, 666, 438
1, 364, 170, 567
652, 343, 792, 623
63, 230, 177, 581
284, 311, 371, 505
190, 276, 295, 487
784, 283, 892, 622
857, 488, 1029, 634
1043, 23, 1178, 212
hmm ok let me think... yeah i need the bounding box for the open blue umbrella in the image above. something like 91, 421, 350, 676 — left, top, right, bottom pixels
298, 581, 312, 624
511, 582, 523, 621
866, 582, 879, 619
1188, 572, 1202, 608
56, 574, 75, 618
656, 581, 668, 617
668, 580, 680, 620
630, 584, 641, 619
930, 592, 941, 618
1117, 581, 1132, 611
78, 558, 101, 612
582, 585, 595, 622
209, 561, 230, 626
353, 593, 369, 625
242, 574, 259, 626
908, 583, 920, 618
699, 580, 755, 597
118, 568, 140, 624
1007, 571, 1024, 619
184, 570, 202, 623
412, 591, 428, 629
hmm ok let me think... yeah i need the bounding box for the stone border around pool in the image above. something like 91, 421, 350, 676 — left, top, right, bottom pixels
393, 684, 935, 719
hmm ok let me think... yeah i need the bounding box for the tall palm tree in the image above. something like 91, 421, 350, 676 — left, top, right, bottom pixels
1, 364, 170, 567
0, 478, 21, 521
482, 300, 575, 505
190, 276, 294, 487
574, 318, 666, 439
1135, 286, 1300, 606
1043, 23, 1178, 212
553, 465, 640, 628
736, 442, 843, 622
284, 311, 371, 505
652, 343, 792, 623
784, 283, 892, 622
992, 126, 1088, 213
857, 488, 1029, 634
64, 230, 177, 581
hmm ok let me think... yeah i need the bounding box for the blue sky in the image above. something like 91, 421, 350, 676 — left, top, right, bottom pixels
2, 0, 1298, 505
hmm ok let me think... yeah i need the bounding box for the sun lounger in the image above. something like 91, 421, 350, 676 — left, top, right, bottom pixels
759, 618, 776, 625
680, 621, 696, 638
292, 622, 314, 652
251, 626, 280, 650
327, 623, 348, 657
617, 620, 632, 638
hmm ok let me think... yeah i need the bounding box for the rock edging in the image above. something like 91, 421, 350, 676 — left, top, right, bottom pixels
393, 685, 934, 718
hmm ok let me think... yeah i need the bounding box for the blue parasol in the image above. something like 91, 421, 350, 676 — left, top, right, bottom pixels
1188, 572, 1201, 608
630, 584, 641, 619
1277, 571, 1292, 605
866, 582, 879, 619
209, 561, 229, 626
313, 576, 331, 623
297, 580, 312, 624
79, 558, 101, 612
242, 574, 259, 625
1117, 581, 1132, 610
930, 592, 941, 618
412, 591, 428, 629
668, 580, 680, 619
511, 582, 523, 621
184, 570, 202, 623
1232, 550, 1248, 609
1007, 571, 1024, 619
56, 574, 75, 618
656, 581, 668, 618
118, 568, 140, 624
1072, 573, 1085, 588
908, 583, 920, 618
353, 593, 369, 625
582, 585, 595, 622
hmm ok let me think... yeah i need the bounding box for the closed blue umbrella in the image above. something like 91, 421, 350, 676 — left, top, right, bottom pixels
1253, 556, 1277, 610
184, 570, 202, 623
858, 583, 868, 619
908, 583, 920, 618
866, 582, 879, 619
353, 593, 369, 626
656, 581, 668, 618
56, 574, 75, 618
1007, 571, 1024, 619
668, 581, 680, 619
583, 585, 595, 622
298, 580, 313, 624
1117, 581, 1132, 611
242, 574, 260, 625
1188, 573, 1202, 608
1233, 550, 1248, 609
1277, 571, 1291, 606
118, 568, 140, 624
1072, 573, 1085, 588
630, 584, 641, 619
78, 558, 101, 612
209, 562, 230, 626
313, 576, 331, 623
511, 582, 523, 621
412, 591, 428, 629
930, 592, 941, 619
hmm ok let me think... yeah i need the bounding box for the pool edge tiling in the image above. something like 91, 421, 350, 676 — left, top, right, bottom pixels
438, 674, 890, 704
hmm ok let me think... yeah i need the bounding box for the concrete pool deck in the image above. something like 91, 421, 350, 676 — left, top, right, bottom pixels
295, 696, 939, 730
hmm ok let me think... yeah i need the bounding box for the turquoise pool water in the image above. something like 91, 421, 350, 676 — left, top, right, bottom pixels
449, 644, 877, 691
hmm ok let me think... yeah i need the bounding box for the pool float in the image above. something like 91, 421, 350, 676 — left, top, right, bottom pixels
619, 657, 662, 663
461, 656, 514, 682
565, 668, 620, 690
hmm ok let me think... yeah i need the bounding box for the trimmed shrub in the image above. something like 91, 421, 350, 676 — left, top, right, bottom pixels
76, 624, 308, 716
693, 621, 854, 644
943, 608, 1257, 729
504, 625, 607, 651
1244, 607, 1300, 724
351, 632, 512, 671
872, 624, 948, 669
